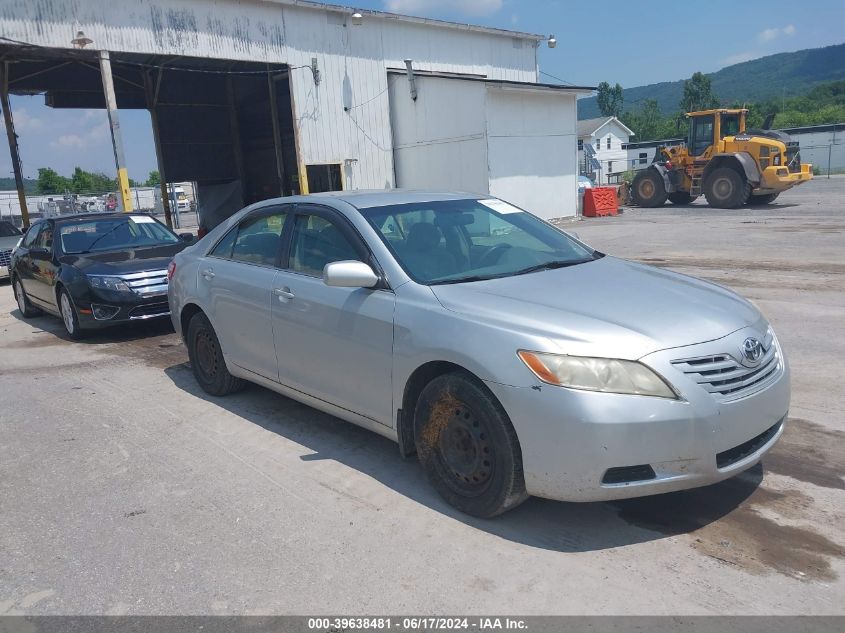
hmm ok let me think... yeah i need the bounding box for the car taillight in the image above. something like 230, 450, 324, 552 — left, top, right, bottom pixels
167, 260, 176, 281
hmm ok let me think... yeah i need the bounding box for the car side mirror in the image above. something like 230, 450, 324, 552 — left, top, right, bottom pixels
179, 233, 194, 243
323, 260, 379, 289
30, 246, 50, 260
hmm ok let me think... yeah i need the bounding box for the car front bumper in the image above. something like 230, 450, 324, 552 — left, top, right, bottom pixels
488, 327, 790, 502
73, 289, 171, 329
0, 265, 8, 279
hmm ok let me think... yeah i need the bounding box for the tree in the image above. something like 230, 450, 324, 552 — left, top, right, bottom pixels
36, 167, 71, 194
596, 81, 624, 117
680, 72, 719, 113
145, 170, 161, 187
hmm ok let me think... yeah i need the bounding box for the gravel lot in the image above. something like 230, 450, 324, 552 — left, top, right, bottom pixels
1, 177, 843, 615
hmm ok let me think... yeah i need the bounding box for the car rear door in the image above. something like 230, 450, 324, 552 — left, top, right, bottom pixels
271, 204, 395, 427
196, 206, 290, 381
26, 220, 59, 306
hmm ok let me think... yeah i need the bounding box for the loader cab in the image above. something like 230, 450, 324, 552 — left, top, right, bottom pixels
686, 109, 747, 156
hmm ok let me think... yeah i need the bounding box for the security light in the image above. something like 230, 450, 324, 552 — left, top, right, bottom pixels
351, 11, 363, 26
547, 34, 557, 49
71, 30, 93, 49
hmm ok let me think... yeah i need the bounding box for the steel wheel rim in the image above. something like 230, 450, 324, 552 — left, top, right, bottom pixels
639, 179, 655, 198
60, 293, 75, 333
713, 177, 733, 199
195, 329, 219, 379
15, 281, 26, 314
437, 402, 494, 495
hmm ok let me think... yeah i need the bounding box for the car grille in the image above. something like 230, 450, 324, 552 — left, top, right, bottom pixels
128, 302, 170, 320
716, 419, 783, 469
671, 340, 781, 401
785, 141, 801, 173
0, 248, 11, 267
122, 269, 168, 297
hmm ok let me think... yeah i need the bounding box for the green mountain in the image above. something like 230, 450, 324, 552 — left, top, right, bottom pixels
0, 177, 38, 194
578, 43, 845, 119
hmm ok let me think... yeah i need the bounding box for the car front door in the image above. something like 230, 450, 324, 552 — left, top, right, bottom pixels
26, 221, 60, 306
197, 207, 290, 381
15, 222, 43, 297
272, 204, 395, 426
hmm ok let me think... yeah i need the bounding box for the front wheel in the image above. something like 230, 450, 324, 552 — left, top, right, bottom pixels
414, 373, 528, 517
631, 169, 668, 207
59, 288, 85, 340
704, 167, 750, 208
747, 193, 779, 205
186, 312, 245, 396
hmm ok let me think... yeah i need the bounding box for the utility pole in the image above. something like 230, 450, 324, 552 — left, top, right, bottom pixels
0, 62, 30, 227
98, 50, 133, 212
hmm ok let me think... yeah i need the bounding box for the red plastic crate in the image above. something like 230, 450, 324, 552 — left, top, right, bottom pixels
583, 187, 618, 217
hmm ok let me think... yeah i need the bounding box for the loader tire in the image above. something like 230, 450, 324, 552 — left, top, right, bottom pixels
747, 193, 779, 205
631, 169, 668, 207
704, 167, 751, 209
668, 192, 698, 205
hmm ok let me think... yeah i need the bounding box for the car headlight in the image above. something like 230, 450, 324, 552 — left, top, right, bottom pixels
518, 350, 678, 399
88, 275, 132, 292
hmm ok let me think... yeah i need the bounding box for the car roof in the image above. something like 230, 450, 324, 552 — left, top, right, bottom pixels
48, 212, 157, 223
262, 189, 487, 210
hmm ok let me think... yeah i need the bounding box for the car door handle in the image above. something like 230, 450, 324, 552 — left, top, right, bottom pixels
201, 268, 215, 280
273, 287, 295, 300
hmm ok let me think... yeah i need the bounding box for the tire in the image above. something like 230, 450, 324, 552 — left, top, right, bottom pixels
186, 312, 244, 396
747, 193, 779, 206
631, 169, 668, 207
414, 372, 528, 518
12, 277, 42, 318
58, 287, 86, 340
668, 192, 698, 205
703, 167, 751, 209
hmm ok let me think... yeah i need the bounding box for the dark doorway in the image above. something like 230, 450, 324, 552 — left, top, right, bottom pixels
306, 163, 343, 193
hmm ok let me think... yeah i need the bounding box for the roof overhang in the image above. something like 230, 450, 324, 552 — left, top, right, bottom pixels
387, 69, 595, 94
261, 0, 546, 41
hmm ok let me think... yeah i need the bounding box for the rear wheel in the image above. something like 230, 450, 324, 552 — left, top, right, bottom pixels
704, 167, 751, 208
747, 192, 779, 205
187, 312, 244, 396
414, 372, 528, 517
59, 288, 85, 340
667, 192, 698, 205
12, 278, 41, 318
631, 169, 668, 207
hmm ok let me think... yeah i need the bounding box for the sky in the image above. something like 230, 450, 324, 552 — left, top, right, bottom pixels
2, 0, 843, 183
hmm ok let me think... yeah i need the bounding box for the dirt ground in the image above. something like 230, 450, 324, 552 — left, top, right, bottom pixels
0, 177, 843, 615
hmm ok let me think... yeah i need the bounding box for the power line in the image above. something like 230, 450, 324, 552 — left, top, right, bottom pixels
538, 69, 579, 87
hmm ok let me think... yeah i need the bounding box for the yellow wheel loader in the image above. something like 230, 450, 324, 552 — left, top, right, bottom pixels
631, 109, 813, 209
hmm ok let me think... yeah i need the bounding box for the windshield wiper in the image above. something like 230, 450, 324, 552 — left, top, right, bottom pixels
78, 222, 126, 253
512, 259, 595, 276
431, 273, 506, 285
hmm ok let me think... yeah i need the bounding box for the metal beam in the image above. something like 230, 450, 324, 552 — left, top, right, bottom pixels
226, 75, 247, 207
0, 62, 29, 228
144, 70, 172, 229
98, 50, 133, 212
267, 67, 286, 196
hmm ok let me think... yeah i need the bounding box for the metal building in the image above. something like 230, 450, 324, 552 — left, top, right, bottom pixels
0, 0, 590, 227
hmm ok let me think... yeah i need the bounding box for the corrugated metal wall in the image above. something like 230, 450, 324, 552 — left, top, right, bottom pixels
0, 0, 538, 191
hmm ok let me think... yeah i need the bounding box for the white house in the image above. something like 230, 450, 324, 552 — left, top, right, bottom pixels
577, 116, 635, 184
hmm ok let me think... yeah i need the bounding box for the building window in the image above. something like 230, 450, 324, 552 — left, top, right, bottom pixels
606, 136, 611, 149
577, 139, 583, 151
639, 152, 647, 165
608, 161, 613, 173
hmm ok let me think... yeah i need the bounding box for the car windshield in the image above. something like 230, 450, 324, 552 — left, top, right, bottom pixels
0, 221, 22, 237
57, 216, 179, 254
361, 198, 600, 285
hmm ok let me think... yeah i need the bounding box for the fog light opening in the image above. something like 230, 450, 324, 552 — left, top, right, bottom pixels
91, 304, 120, 321
601, 464, 657, 485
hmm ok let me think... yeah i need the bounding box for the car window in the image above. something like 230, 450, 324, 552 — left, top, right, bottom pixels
230, 212, 286, 266
22, 223, 42, 248
57, 217, 179, 253
361, 198, 597, 285
289, 214, 360, 277
35, 224, 54, 251
209, 225, 238, 260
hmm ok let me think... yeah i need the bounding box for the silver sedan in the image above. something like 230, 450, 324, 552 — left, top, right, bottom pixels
168, 191, 789, 517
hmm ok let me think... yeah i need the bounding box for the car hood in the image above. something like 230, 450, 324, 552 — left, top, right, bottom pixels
60, 243, 186, 275
429, 256, 764, 359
